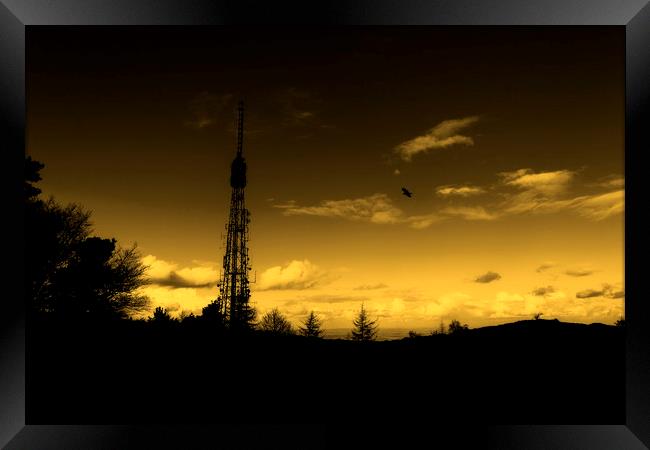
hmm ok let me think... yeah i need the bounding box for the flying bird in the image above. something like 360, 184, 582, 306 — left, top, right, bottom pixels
401, 187, 413, 198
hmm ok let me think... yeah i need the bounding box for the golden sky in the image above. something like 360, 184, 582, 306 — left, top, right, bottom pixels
27, 27, 624, 330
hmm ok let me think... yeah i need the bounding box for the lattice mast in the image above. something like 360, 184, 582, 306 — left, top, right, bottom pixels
216, 100, 252, 328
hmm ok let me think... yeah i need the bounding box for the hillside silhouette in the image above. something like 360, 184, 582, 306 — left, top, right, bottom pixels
27, 315, 624, 424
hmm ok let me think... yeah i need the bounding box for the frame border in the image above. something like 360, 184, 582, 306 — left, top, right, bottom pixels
1, 1, 648, 448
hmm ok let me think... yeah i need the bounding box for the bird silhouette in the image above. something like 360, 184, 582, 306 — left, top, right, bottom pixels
401, 187, 413, 198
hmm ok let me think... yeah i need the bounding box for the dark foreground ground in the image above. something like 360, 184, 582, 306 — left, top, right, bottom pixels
27, 318, 624, 424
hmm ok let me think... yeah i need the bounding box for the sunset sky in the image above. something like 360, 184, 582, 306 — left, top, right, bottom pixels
27, 26, 624, 331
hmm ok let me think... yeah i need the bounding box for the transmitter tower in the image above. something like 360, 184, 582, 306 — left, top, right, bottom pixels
216, 100, 253, 329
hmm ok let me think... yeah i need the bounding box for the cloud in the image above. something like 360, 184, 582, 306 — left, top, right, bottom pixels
273, 193, 403, 225
497, 168, 623, 221
257, 259, 329, 291
272, 167, 622, 229
576, 289, 604, 299
474, 271, 502, 283
284, 294, 369, 305
507, 190, 624, 221
595, 175, 624, 189
500, 168, 575, 196
353, 283, 388, 290
440, 206, 497, 221
138, 284, 213, 319
273, 194, 444, 229
142, 255, 219, 289
436, 185, 486, 197
278, 87, 323, 127
408, 286, 622, 325
569, 190, 624, 221
395, 116, 479, 161
185, 92, 233, 129
405, 213, 446, 229
565, 268, 594, 277
151, 271, 215, 289
165, 303, 181, 312
576, 284, 624, 299
532, 286, 556, 296
536, 262, 557, 273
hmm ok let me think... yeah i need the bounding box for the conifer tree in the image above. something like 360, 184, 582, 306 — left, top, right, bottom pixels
350, 303, 378, 341
299, 311, 323, 338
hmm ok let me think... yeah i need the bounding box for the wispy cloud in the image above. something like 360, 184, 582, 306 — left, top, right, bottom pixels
273, 193, 404, 225
568, 190, 624, 221
496, 169, 623, 221
395, 116, 479, 161
474, 271, 502, 283
273, 167, 622, 229
278, 87, 326, 128
500, 168, 575, 196
436, 185, 486, 197
185, 92, 233, 129
440, 206, 497, 221
593, 174, 625, 189
405, 213, 446, 229
257, 259, 330, 291
273, 194, 445, 229
284, 294, 369, 305
353, 283, 388, 291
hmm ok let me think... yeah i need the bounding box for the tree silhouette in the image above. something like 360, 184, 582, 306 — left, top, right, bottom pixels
178, 311, 196, 322
350, 303, 378, 341
24, 156, 150, 319
237, 302, 258, 331
48, 236, 149, 318
299, 311, 323, 338
25, 155, 45, 200
150, 306, 174, 322
201, 300, 227, 327
431, 319, 446, 335
258, 308, 294, 335
447, 319, 469, 335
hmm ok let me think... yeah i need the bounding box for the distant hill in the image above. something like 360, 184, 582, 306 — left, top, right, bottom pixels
322, 318, 619, 342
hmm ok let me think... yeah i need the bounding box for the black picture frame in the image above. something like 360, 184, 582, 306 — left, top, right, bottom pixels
1, 1, 648, 448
